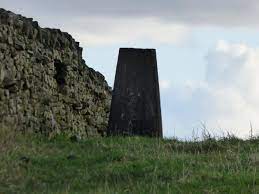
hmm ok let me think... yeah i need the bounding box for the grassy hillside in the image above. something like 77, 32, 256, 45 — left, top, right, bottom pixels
0, 129, 259, 194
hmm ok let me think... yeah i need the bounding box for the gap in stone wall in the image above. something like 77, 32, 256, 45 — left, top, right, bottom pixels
54, 59, 67, 88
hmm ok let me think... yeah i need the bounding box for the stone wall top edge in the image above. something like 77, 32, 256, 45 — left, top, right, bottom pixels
0, 8, 83, 51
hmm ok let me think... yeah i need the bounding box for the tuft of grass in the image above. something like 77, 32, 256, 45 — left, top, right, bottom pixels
0, 130, 259, 194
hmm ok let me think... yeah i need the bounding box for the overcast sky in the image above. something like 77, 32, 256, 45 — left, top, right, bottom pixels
2, 0, 259, 138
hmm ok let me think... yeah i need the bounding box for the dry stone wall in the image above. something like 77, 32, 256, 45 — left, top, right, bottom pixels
0, 8, 111, 137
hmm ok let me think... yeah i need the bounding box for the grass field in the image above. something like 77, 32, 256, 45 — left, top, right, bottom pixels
0, 129, 259, 194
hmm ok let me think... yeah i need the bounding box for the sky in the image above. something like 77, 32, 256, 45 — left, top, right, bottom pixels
2, 0, 259, 139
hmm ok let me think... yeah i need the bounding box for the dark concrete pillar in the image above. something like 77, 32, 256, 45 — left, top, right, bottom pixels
108, 48, 163, 137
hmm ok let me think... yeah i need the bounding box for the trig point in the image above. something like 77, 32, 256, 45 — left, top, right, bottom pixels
108, 48, 163, 137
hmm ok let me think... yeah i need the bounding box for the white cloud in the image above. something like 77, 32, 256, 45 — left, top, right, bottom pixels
202, 40, 259, 136
160, 79, 172, 90
63, 17, 189, 46
163, 40, 259, 138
